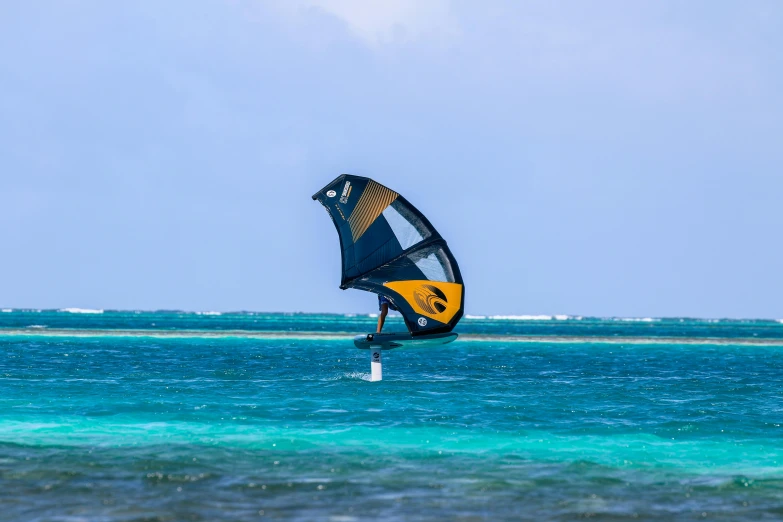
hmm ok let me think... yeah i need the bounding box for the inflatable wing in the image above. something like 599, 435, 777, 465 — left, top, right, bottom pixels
313, 175, 464, 335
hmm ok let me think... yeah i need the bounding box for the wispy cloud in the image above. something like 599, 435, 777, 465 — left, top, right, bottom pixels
281, 0, 458, 46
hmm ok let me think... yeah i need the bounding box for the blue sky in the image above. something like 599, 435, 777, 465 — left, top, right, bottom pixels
1, 1, 781, 318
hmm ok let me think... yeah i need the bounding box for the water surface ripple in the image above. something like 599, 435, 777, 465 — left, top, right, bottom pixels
1, 311, 783, 520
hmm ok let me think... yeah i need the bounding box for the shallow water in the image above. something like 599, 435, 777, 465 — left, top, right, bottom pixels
2, 311, 783, 520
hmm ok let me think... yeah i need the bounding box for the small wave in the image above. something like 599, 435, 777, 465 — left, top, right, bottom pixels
323, 372, 373, 382
343, 372, 372, 381
27, 325, 47, 329
489, 315, 553, 321
59, 308, 104, 314
777, 319, 783, 324
1, 309, 12, 313
195, 311, 222, 316
614, 317, 658, 322
468, 314, 578, 321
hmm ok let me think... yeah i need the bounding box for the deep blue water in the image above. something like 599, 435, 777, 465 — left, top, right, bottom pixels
2, 309, 783, 520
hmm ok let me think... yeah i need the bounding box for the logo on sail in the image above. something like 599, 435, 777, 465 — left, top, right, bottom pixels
340, 181, 352, 204
413, 284, 448, 315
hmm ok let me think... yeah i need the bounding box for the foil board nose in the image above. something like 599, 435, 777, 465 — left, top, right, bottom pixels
354, 332, 458, 349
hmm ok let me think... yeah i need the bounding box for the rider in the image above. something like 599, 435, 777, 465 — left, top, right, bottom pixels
376, 294, 398, 333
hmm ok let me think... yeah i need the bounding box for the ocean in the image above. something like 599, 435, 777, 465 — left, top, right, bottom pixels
2, 309, 783, 520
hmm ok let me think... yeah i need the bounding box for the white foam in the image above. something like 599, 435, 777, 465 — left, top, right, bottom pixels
777, 319, 783, 324
489, 315, 553, 320
614, 317, 657, 322
195, 311, 222, 316
1, 309, 12, 313
59, 308, 104, 314
344, 372, 372, 382
27, 325, 47, 329
468, 314, 577, 321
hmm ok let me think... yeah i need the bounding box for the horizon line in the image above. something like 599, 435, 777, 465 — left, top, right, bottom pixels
1, 307, 782, 323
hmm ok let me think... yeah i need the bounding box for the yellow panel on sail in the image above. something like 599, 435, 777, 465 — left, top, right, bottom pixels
383, 280, 463, 324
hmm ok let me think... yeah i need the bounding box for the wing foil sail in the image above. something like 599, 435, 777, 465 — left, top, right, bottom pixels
313, 174, 465, 335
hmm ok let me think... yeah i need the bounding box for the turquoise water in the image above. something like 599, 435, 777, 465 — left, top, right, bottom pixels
2, 310, 783, 520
